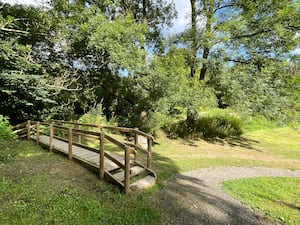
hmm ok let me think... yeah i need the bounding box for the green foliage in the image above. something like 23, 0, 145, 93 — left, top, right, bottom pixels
0, 115, 15, 142
210, 60, 297, 124
78, 104, 107, 126
224, 177, 300, 225
168, 109, 243, 139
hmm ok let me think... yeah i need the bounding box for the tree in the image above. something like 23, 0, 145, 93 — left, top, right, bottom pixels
181, 0, 300, 80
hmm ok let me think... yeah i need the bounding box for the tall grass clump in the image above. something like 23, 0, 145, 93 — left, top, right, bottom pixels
0, 115, 17, 164
78, 104, 107, 127
0, 115, 15, 142
168, 109, 243, 139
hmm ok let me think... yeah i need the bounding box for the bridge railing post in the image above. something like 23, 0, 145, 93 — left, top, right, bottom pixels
68, 127, 73, 160
27, 120, 31, 140
36, 122, 40, 144
147, 137, 152, 169
134, 128, 138, 161
78, 125, 81, 144
49, 122, 53, 152
124, 146, 130, 194
62, 120, 65, 139
99, 127, 105, 179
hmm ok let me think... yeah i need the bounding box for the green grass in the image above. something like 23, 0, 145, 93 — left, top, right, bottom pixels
152, 127, 300, 181
1, 124, 300, 224
0, 141, 160, 225
223, 177, 300, 225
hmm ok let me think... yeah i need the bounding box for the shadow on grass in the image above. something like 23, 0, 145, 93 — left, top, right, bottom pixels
150, 174, 268, 225
151, 150, 180, 184
206, 136, 261, 151
179, 136, 261, 152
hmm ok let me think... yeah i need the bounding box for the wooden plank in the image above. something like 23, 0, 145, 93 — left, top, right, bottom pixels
13, 122, 27, 129
72, 128, 101, 138
37, 135, 123, 172
104, 152, 125, 169
104, 134, 127, 149
99, 128, 104, 179
101, 126, 133, 132
68, 127, 72, 160
124, 142, 148, 154
112, 166, 145, 182
124, 147, 130, 194
53, 124, 68, 131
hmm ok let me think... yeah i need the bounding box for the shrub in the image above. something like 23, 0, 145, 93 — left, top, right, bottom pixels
78, 104, 107, 128
0, 115, 15, 142
167, 110, 243, 139
143, 112, 177, 135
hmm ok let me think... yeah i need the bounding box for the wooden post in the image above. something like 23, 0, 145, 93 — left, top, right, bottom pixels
78, 125, 81, 144
147, 138, 152, 169
124, 146, 130, 194
134, 128, 139, 160
49, 123, 53, 152
99, 128, 105, 179
62, 120, 65, 139
27, 120, 31, 140
36, 122, 40, 144
68, 127, 73, 160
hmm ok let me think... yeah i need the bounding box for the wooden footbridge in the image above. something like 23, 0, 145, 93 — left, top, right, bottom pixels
13, 120, 156, 194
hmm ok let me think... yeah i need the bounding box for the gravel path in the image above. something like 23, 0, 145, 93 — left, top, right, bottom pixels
151, 167, 300, 225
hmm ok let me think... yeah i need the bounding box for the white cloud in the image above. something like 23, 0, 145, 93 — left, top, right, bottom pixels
1, 0, 48, 7
168, 0, 191, 34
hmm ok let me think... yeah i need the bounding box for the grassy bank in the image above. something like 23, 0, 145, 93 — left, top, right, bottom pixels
223, 177, 300, 225
152, 127, 300, 181
0, 141, 159, 225
0, 125, 299, 224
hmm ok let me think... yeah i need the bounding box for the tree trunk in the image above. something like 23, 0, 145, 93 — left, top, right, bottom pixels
190, 0, 197, 78
199, 2, 213, 81
200, 47, 210, 80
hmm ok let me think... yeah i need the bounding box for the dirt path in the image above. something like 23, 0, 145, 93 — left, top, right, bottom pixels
151, 167, 300, 225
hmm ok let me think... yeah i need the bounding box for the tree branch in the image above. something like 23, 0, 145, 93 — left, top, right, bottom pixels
0, 27, 29, 34
232, 29, 271, 39
214, 4, 237, 13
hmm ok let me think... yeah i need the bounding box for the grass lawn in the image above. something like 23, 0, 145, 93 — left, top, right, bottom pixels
223, 177, 300, 225
152, 127, 300, 180
0, 126, 299, 224
0, 141, 159, 225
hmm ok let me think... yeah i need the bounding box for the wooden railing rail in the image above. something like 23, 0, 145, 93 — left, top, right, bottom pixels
22, 119, 153, 194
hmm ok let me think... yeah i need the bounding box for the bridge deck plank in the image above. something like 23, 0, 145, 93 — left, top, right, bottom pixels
36, 135, 123, 172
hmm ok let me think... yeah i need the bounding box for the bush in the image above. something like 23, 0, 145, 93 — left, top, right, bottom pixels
142, 112, 177, 135
167, 110, 243, 139
78, 104, 113, 129
0, 115, 15, 142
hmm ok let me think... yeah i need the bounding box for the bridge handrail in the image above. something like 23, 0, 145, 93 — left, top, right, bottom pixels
23, 119, 151, 194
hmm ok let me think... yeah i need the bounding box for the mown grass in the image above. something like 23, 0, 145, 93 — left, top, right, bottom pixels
223, 177, 300, 225
152, 126, 300, 181
1, 124, 299, 225
0, 141, 160, 225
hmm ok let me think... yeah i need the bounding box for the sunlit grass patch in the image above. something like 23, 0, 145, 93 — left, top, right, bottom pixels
223, 177, 300, 225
